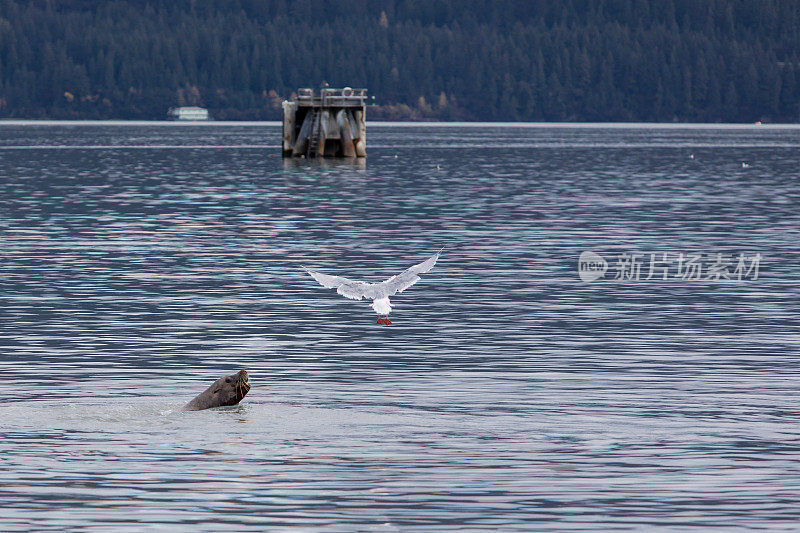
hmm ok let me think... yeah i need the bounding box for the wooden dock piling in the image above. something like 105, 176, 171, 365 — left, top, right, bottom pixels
282, 87, 367, 158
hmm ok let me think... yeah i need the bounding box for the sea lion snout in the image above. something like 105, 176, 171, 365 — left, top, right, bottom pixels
235, 370, 250, 387
236, 370, 251, 396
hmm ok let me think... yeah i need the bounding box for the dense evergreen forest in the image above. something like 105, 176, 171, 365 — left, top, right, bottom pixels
1, 0, 799, 121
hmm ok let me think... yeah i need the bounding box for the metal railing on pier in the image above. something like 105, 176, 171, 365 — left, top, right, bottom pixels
296, 87, 368, 107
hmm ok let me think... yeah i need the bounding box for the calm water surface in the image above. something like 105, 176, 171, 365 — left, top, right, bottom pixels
1, 122, 799, 531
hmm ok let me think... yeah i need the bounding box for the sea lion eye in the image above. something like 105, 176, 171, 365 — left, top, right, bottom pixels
225, 378, 231, 383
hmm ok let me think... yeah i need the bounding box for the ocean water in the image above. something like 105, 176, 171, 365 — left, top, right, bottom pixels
1, 122, 799, 531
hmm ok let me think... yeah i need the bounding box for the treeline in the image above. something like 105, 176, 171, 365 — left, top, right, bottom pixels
0, 0, 799, 121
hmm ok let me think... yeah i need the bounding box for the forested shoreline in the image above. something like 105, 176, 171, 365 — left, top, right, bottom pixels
1, 0, 799, 121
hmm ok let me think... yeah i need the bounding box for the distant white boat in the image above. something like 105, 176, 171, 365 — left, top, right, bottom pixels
167, 106, 211, 121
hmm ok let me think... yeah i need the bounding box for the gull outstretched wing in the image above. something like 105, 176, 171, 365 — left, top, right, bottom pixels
303, 267, 372, 300
369, 250, 442, 299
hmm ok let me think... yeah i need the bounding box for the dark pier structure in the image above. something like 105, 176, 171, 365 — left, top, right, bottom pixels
282, 87, 367, 158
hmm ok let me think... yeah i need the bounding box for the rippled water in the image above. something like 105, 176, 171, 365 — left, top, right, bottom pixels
1, 122, 799, 530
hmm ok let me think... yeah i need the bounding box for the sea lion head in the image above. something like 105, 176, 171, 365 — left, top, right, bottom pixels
185, 370, 251, 411
213, 369, 250, 406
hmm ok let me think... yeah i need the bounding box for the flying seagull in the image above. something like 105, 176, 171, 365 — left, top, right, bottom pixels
303, 249, 442, 325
